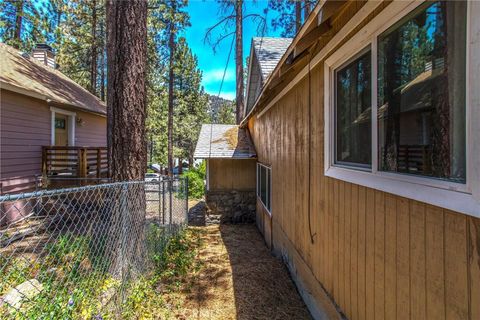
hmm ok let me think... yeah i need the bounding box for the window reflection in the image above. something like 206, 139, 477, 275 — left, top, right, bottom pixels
377, 1, 466, 183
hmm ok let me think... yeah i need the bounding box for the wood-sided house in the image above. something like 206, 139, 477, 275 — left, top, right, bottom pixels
0, 43, 107, 195
201, 1, 480, 319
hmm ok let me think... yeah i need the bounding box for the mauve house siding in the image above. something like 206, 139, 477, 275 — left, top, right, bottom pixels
0, 89, 106, 194
75, 111, 107, 147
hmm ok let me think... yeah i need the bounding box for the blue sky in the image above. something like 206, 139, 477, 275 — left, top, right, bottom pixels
182, 1, 282, 100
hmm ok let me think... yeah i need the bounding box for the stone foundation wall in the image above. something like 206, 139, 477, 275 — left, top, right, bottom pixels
205, 190, 256, 224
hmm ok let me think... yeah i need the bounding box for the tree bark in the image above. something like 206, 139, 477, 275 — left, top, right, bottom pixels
235, 0, 244, 124
106, 0, 147, 181
106, 0, 148, 280
14, 0, 24, 48
100, 20, 106, 101
90, 0, 98, 95
295, 1, 302, 34
304, 1, 311, 19
167, 14, 175, 177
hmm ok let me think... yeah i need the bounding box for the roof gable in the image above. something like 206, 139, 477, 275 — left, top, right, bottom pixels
252, 37, 293, 81
245, 37, 292, 116
0, 43, 106, 115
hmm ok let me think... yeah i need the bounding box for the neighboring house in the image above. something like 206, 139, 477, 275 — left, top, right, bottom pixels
194, 124, 257, 223
0, 43, 107, 195
199, 1, 480, 319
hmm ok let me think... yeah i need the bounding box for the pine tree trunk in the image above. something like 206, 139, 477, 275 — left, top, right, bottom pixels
106, 0, 147, 181
14, 0, 24, 48
100, 21, 106, 101
295, 1, 302, 34
235, 0, 244, 124
304, 1, 311, 19
90, 0, 98, 95
168, 19, 175, 178
106, 0, 147, 280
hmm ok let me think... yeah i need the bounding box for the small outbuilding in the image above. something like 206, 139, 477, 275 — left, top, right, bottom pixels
194, 124, 257, 223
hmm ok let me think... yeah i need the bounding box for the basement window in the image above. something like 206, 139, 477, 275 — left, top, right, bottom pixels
257, 163, 271, 213
324, 0, 480, 217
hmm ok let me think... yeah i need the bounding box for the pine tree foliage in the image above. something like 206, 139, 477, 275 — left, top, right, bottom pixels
0, 0, 51, 50
0, 0, 212, 170
268, 0, 316, 37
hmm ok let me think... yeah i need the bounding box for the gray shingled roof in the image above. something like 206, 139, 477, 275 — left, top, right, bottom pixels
252, 37, 292, 81
194, 124, 257, 159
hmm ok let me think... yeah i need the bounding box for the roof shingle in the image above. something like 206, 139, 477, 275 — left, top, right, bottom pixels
252, 37, 292, 81
0, 43, 106, 115
194, 124, 257, 159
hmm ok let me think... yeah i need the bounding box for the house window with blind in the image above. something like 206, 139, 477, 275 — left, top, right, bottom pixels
257, 163, 271, 213
324, 1, 479, 217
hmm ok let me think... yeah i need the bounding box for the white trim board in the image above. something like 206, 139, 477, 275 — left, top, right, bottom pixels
50, 106, 76, 146
323, 1, 480, 217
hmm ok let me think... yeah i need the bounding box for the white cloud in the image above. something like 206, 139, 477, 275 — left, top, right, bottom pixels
202, 69, 235, 85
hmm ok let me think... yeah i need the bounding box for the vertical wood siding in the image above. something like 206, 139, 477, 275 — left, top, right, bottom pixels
0, 90, 106, 193
208, 159, 256, 191
248, 60, 480, 320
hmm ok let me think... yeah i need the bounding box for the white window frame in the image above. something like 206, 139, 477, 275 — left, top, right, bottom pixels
50, 107, 76, 146
324, 1, 480, 217
257, 162, 272, 215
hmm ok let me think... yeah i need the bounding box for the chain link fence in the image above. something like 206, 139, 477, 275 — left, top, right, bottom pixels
0, 178, 188, 319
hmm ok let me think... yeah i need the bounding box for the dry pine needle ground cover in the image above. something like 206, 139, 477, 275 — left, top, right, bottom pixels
166, 224, 311, 320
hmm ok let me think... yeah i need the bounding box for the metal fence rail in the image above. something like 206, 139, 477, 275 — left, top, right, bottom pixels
0, 179, 188, 319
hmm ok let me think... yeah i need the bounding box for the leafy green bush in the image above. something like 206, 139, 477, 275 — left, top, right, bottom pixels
181, 161, 206, 199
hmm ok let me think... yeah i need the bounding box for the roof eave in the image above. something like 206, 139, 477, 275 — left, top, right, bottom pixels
1, 81, 107, 117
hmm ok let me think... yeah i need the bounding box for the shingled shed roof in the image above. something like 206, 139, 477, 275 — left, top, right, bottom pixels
0, 43, 106, 115
252, 37, 292, 81
194, 124, 257, 159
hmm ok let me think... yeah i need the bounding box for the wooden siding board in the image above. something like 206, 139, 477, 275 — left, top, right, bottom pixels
468, 217, 480, 320
396, 197, 410, 320
339, 181, 345, 308
327, 177, 335, 294
365, 188, 375, 320
385, 193, 397, 320
410, 201, 427, 320
374, 191, 385, 320
344, 183, 352, 318
351, 184, 359, 320
444, 210, 469, 320
357, 186, 367, 320
425, 205, 445, 320
333, 179, 340, 301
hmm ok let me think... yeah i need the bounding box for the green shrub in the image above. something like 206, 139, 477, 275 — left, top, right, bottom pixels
181, 161, 206, 199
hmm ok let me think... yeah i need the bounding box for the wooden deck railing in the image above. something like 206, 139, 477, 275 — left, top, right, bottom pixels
41, 146, 108, 179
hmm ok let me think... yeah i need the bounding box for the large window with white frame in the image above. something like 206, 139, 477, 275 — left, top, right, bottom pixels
257, 163, 271, 213
324, 1, 480, 217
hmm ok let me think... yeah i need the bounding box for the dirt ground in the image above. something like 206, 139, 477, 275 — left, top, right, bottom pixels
174, 223, 312, 320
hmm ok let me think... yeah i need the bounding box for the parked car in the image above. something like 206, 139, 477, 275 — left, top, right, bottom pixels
145, 173, 160, 182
